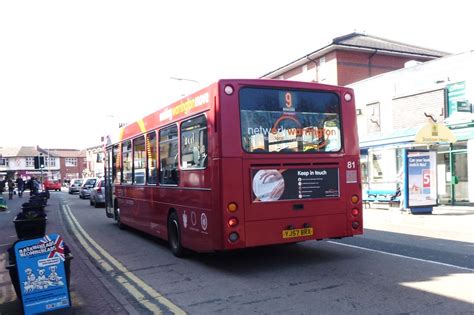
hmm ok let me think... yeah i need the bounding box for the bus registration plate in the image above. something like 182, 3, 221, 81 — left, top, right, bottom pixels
282, 227, 313, 239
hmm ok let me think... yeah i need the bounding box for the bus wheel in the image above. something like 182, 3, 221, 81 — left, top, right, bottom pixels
168, 212, 185, 257
116, 206, 125, 230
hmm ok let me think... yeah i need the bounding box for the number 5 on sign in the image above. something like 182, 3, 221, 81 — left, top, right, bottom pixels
423, 170, 430, 188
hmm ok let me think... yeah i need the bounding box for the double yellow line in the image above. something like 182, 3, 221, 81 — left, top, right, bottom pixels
62, 204, 186, 314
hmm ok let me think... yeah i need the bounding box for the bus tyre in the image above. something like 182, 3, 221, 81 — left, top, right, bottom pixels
116, 207, 125, 230
168, 212, 185, 257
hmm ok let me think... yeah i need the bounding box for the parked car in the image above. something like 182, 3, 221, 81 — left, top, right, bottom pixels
89, 179, 105, 207
79, 177, 98, 199
43, 180, 62, 191
68, 179, 83, 194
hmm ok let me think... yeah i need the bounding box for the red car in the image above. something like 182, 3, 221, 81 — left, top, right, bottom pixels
43, 180, 62, 191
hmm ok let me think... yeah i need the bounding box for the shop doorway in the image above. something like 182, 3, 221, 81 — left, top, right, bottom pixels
437, 142, 469, 205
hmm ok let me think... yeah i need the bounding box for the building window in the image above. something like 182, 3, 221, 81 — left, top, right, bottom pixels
371, 152, 383, 179
366, 102, 381, 133
46, 157, 56, 167
159, 125, 179, 185
319, 56, 326, 81
0, 158, 8, 166
26, 157, 35, 167
65, 158, 78, 167
181, 115, 208, 169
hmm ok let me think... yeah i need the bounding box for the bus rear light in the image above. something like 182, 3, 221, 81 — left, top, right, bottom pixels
228, 217, 239, 227
229, 232, 239, 242
351, 195, 359, 204
351, 208, 359, 216
344, 92, 352, 102
224, 85, 234, 95
227, 202, 238, 212
352, 221, 360, 229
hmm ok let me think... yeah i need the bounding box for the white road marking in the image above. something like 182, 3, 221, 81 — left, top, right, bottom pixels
328, 241, 474, 272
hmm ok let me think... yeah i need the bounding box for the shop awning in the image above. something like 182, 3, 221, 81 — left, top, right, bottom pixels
360, 124, 474, 149
450, 126, 474, 141
359, 127, 418, 148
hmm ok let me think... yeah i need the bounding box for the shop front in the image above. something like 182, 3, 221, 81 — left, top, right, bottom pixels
361, 124, 474, 206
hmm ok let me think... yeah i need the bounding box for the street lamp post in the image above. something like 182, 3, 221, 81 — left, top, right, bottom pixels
169, 77, 199, 84
170, 77, 200, 96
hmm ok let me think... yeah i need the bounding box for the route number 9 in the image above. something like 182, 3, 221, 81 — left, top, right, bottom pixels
285, 92, 292, 108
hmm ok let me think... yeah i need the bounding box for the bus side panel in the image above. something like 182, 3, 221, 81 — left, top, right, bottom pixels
115, 186, 142, 230
220, 158, 248, 251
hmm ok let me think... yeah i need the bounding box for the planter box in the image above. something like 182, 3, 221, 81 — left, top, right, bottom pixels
22, 202, 45, 212
13, 216, 47, 240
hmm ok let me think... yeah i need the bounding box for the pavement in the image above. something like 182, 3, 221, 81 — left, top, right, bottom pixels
0, 192, 128, 315
0, 192, 473, 314
363, 204, 474, 243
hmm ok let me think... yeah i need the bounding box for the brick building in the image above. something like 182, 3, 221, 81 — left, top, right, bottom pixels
0, 146, 86, 182
261, 32, 448, 85
48, 149, 87, 181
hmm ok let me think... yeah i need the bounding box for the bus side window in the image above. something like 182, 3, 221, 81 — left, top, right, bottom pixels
181, 115, 208, 169
159, 125, 179, 185
146, 131, 158, 185
122, 140, 133, 184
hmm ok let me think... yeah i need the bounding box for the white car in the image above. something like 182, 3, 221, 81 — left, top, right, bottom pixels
68, 179, 83, 194
79, 177, 98, 199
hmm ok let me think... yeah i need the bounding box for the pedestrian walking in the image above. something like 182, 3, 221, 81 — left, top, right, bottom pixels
32, 177, 40, 195
7, 177, 15, 200
16, 175, 25, 198
0, 177, 5, 194
27, 177, 39, 196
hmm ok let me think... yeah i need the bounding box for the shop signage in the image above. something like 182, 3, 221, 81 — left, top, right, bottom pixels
414, 122, 456, 144
447, 81, 470, 115
14, 234, 70, 314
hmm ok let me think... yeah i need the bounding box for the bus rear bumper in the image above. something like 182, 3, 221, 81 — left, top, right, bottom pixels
242, 214, 356, 248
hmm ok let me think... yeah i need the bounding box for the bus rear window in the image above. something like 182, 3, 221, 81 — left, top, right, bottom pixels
240, 88, 341, 153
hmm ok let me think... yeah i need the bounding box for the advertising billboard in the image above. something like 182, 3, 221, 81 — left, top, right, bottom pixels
13, 234, 70, 314
407, 151, 437, 207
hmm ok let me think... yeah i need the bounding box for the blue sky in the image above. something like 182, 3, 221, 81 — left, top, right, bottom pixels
1, 0, 472, 149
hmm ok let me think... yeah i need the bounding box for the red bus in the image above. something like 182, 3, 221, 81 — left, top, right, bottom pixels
104, 79, 362, 256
